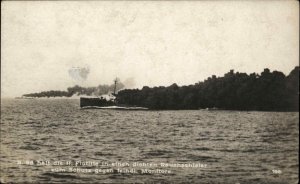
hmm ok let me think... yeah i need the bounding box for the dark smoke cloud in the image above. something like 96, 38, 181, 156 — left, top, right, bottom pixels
68, 67, 90, 81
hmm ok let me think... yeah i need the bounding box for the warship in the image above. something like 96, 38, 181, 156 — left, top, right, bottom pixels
80, 78, 148, 110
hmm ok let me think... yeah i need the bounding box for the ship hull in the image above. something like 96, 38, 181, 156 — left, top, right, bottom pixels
80, 97, 115, 108
80, 97, 148, 110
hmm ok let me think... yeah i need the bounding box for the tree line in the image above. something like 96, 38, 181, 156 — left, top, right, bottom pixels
116, 67, 299, 111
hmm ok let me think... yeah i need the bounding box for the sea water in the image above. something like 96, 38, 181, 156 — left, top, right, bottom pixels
0, 99, 298, 183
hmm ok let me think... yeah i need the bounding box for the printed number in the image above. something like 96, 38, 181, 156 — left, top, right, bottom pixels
272, 170, 282, 174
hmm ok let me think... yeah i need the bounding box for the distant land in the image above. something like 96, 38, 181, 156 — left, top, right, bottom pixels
23, 67, 299, 111
23, 83, 125, 98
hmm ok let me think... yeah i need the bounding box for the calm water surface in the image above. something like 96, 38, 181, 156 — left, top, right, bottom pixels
0, 99, 298, 183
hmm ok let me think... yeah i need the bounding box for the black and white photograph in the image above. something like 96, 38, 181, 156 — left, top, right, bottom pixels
1, 1, 299, 183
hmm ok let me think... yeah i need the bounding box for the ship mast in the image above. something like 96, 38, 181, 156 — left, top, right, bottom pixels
113, 78, 118, 95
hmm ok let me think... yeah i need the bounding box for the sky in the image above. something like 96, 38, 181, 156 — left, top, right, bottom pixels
1, 1, 299, 97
